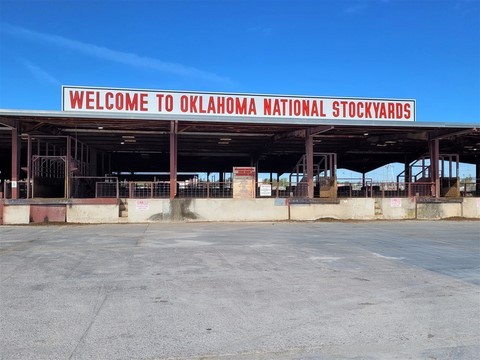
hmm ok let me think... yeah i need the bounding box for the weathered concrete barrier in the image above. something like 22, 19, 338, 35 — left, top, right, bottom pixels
126, 198, 289, 222
66, 204, 119, 223
1, 197, 479, 224
289, 198, 375, 220
3, 204, 30, 224
462, 198, 480, 219
376, 198, 416, 220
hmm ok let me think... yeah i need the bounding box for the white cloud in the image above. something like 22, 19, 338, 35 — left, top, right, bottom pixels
248, 26, 273, 36
344, 0, 391, 14
3, 23, 232, 84
344, 2, 369, 14
19, 58, 59, 85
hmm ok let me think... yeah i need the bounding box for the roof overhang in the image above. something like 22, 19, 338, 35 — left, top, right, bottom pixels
0, 109, 478, 174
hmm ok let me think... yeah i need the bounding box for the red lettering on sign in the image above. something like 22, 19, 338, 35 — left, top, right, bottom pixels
226, 97, 234, 114
332, 101, 339, 117
379, 103, 387, 118
190, 96, 199, 112
387, 103, 395, 118
125, 93, 138, 111
207, 97, 216, 113
105, 92, 114, 110
69, 91, 85, 109
364, 102, 372, 118
264, 99, 272, 115
349, 102, 356, 118
217, 97, 225, 114
180, 95, 188, 112
404, 104, 411, 119
248, 98, 257, 115
115, 93, 123, 110
357, 102, 364, 118
95, 92, 104, 110
156, 94, 164, 111
86, 91, 94, 109
165, 95, 173, 111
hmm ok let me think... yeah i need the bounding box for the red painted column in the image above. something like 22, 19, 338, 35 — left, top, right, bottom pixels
169, 121, 178, 199
405, 158, 412, 197
429, 138, 440, 198
27, 135, 32, 198
305, 128, 314, 198
476, 160, 480, 195
11, 122, 20, 199
66, 136, 71, 198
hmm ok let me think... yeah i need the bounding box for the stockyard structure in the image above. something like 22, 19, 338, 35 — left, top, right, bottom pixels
0, 86, 479, 224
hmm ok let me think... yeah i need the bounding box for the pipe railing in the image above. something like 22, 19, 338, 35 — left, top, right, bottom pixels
3, 178, 478, 200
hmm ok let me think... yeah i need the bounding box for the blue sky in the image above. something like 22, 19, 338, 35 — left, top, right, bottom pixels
0, 0, 479, 124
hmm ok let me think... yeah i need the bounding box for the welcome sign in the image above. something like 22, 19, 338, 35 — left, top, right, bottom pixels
63, 86, 416, 121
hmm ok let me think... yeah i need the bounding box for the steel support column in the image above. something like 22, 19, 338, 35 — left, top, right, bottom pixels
11, 122, 20, 199
429, 138, 440, 198
476, 160, 480, 195
405, 157, 411, 197
305, 128, 314, 198
66, 136, 71, 198
27, 135, 32, 198
169, 121, 178, 199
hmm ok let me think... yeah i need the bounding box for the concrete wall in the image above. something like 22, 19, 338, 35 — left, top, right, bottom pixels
126, 198, 289, 222
290, 198, 376, 221
66, 204, 119, 223
462, 198, 480, 219
416, 202, 462, 220
126, 199, 170, 222
377, 198, 416, 220
30, 205, 66, 223
2, 198, 480, 224
65, 198, 480, 222
191, 198, 288, 221
3, 205, 30, 224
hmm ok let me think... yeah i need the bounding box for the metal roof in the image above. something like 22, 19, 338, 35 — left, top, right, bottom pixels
1, 109, 478, 175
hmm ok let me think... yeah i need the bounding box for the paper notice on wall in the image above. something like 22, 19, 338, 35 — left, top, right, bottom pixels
390, 198, 402, 208
136, 200, 149, 210
259, 184, 272, 197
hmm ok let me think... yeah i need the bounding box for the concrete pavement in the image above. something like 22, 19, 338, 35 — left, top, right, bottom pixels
1, 221, 479, 359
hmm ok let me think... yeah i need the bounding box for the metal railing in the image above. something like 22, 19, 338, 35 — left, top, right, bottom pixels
460, 181, 480, 197
337, 180, 435, 198
126, 181, 171, 198
4, 178, 478, 200
178, 181, 232, 198
71, 176, 119, 198
2, 180, 30, 199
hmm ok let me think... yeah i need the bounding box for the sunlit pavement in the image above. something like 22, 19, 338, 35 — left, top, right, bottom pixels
1, 221, 479, 359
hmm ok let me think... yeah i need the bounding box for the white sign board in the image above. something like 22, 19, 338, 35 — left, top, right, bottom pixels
259, 184, 272, 197
232, 167, 255, 199
62, 86, 416, 121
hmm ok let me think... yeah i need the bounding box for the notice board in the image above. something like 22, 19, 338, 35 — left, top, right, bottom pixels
233, 167, 256, 199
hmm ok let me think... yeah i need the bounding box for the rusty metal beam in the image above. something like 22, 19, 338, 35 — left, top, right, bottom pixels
66, 136, 71, 198
170, 121, 178, 199
431, 128, 477, 141
310, 125, 335, 136
429, 138, 440, 198
273, 125, 334, 142
272, 129, 306, 142
27, 135, 32, 198
306, 128, 314, 198
11, 121, 20, 199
